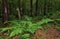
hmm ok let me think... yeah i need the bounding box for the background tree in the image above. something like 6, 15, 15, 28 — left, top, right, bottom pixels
0, 0, 60, 21
30, 0, 33, 16
43, 0, 47, 16
36, 0, 38, 16
2, 0, 8, 23
17, 0, 22, 19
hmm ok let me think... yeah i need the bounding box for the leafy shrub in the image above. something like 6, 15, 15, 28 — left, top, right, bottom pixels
0, 16, 54, 39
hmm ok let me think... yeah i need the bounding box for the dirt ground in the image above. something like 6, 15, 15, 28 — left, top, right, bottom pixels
32, 28, 60, 39
32, 24, 60, 39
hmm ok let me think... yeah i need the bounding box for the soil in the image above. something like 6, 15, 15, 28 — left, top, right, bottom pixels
0, 24, 9, 28
32, 24, 60, 39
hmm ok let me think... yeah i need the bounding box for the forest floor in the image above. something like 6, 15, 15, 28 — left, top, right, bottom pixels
0, 24, 60, 39
32, 25, 60, 39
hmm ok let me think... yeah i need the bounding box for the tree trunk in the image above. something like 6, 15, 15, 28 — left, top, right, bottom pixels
36, 0, 38, 16
30, 0, 33, 16
22, 0, 26, 15
44, 0, 47, 16
2, 0, 8, 23
18, 0, 22, 19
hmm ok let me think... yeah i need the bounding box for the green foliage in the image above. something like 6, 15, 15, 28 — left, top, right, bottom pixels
1, 0, 60, 17
20, 33, 31, 39
0, 16, 54, 39
0, 0, 60, 39
0, 37, 3, 39
9, 28, 23, 38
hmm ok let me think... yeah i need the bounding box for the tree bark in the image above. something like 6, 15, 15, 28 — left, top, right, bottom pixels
18, 0, 22, 19
2, 0, 8, 23
36, 0, 38, 16
44, 0, 47, 16
30, 0, 33, 16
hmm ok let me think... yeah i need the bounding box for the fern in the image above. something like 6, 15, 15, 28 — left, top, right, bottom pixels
20, 33, 30, 39
27, 18, 54, 33
0, 37, 3, 39
9, 28, 23, 38
0, 16, 54, 39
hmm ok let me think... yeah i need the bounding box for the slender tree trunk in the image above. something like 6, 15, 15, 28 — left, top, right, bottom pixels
18, 0, 22, 19
22, 0, 26, 15
30, 0, 33, 16
2, 0, 8, 23
44, 0, 47, 16
36, 0, 38, 16
48, 0, 52, 12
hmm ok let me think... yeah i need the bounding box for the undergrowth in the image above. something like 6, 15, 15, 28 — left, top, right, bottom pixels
0, 16, 59, 39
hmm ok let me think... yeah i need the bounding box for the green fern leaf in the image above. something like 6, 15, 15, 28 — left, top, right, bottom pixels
9, 28, 23, 38
37, 18, 54, 26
